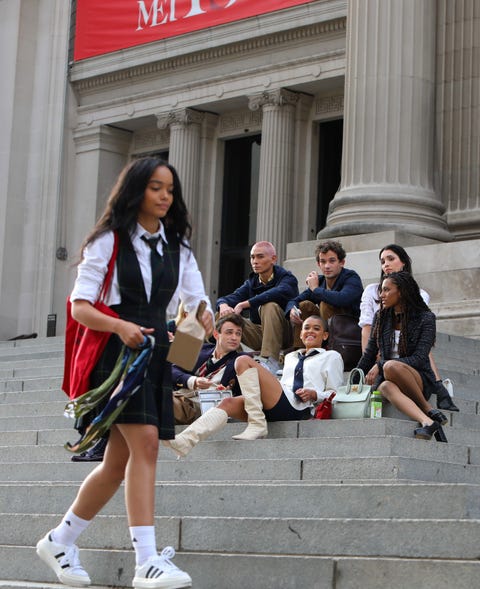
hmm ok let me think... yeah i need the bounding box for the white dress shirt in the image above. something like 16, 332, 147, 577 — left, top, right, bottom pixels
70, 222, 212, 317
280, 347, 344, 414
359, 282, 430, 328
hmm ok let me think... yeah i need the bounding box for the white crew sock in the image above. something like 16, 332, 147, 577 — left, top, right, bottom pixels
130, 525, 157, 566
51, 509, 91, 546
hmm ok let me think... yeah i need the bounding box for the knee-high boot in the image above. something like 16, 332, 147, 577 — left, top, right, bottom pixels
163, 407, 228, 457
232, 367, 268, 440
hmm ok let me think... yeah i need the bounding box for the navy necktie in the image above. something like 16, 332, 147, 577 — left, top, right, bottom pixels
292, 350, 320, 392
141, 235, 163, 295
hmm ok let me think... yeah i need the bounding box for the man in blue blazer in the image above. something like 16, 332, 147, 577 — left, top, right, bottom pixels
171, 314, 247, 423
216, 241, 299, 374
286, 240, 363, 348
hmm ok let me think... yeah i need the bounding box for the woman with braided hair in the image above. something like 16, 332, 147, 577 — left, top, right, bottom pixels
357, 271, 448, 442
359, 243, 458, 411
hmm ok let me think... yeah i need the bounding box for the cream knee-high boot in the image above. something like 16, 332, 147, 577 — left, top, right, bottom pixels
162, 407, 228, 457
232, 367, 268, 440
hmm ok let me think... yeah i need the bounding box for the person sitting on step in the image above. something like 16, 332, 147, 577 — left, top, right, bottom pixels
216, 241, 298, 375
357, 271, 449, 443
286, 240, 363, 348
171, 314, 247, 425
359, 243, 458, 412
163, 315, 344, 457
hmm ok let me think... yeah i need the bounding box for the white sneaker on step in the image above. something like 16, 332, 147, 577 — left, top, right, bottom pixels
36, 531, 91, 587
133, 546, 192, 589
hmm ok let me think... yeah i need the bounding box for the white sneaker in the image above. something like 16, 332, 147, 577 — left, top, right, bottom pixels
133, 547, 192, 589
36, 531, 91, 587
255, 356, 280, 375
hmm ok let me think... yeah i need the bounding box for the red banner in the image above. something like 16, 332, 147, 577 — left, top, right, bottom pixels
74, 0, 316, 61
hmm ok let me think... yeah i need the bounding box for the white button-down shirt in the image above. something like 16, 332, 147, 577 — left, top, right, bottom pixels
281, 347, 344, 414
70, 222, 212, 317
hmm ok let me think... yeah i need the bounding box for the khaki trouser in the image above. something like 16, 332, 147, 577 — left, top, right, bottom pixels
241, 302, 292, 360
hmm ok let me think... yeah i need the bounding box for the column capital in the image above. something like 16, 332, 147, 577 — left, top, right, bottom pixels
156, 108, 205, 129
248, 88, 300, 111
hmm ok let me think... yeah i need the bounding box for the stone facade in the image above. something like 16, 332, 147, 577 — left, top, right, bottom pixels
0, 0, 479, 339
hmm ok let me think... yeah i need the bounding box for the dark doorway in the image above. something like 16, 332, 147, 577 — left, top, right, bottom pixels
316, 119, 343, 231
218, 135, 261, 297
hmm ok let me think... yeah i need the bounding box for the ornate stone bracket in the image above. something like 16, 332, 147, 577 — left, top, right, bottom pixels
248, 88, 300, 111
156, 108, 205, 129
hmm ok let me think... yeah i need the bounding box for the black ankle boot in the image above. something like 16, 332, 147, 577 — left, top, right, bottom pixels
434, 381, 459, 412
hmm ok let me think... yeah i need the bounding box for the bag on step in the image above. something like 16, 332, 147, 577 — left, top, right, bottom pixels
326, 314, 362, 371
173, 389, 202, 425
332, 368, 371, 419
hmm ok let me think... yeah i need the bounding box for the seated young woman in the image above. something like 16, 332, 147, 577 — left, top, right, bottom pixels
359, 243, 458, 411
358, 271, 448, 442
163, 315, 344, 457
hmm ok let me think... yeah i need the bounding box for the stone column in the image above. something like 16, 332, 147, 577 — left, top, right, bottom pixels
249, 89, 299, 262
436, 0, 480, 239
320, 0, 451, 241
157, 108, 204, 223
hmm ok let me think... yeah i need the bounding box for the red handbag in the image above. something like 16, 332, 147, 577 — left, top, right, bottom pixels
313, 392, 336, 420
62, 233, 119, 400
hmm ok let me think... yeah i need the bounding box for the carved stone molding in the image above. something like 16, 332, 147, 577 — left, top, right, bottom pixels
248, 88, 300, 111
156, 108, 205, 130
132, 128, 170, 152
71, 18, 346, 92
219, 110, 262, 136
315, 94, 344, 117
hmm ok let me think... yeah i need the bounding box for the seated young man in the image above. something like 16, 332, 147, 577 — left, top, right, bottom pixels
286, 240, 363, 347
163, 315, 344, 457
171, 314, 247, 424
216, 241, 299, 374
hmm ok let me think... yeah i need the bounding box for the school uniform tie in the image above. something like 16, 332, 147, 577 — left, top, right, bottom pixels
141, 235, 163, 296
197, 356, 215, 377
292, 350, 320, 392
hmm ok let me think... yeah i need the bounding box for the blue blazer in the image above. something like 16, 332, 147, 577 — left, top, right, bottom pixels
216, 265, 299, 324
171, 343, 246, 396
286, 267, 363, 319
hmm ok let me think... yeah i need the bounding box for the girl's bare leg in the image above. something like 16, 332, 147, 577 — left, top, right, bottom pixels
116, 423, 159, 526
379, 360, 433, 426
70, 425, 129, 520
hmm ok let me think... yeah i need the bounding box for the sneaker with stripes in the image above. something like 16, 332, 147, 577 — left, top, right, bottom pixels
133, 546, 192, 589
36, 531, 91, 587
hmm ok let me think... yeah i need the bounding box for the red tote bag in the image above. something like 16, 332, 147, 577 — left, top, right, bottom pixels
62, 233, 119, 400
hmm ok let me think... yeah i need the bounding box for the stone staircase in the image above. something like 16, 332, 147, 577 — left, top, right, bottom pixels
0, 334, 479, 589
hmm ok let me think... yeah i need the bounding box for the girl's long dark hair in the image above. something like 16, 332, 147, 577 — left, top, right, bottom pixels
80, 157, 192, 254
373, 271, 432, 356
376, 244, 413, 298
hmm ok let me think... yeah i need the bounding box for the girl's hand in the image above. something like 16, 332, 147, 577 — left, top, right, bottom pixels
295, 388, 316, 403
116, 320, 154, 348
366, 364, 379, 385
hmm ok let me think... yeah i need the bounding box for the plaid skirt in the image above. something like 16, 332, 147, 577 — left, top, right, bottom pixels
75, 326, 175, 440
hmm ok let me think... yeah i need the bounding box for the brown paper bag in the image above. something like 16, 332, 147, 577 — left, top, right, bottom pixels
167, 301, 207, 370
